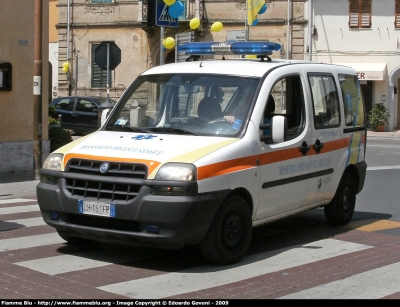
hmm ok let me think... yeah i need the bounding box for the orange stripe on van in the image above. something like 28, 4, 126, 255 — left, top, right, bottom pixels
63, 153, 161, 175
198, 137, 352, 180
198, 156, 258, 180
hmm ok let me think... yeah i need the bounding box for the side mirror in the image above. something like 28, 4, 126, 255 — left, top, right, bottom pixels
271, 115, 287, 143
260, 115, 287, 143
100, 108, 110, 127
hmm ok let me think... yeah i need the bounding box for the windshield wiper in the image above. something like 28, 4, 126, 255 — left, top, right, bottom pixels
109, 125, 150, 133
147, 127, 198, 135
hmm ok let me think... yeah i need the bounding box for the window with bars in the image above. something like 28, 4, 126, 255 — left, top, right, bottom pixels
396, 0, 400, 28
91, 44, 110, 88
349, 0, 371, 28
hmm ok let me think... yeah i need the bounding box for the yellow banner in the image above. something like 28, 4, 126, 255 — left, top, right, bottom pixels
247, 0, 265, 25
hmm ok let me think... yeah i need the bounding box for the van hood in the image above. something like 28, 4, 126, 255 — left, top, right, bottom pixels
58, 131, 238, 177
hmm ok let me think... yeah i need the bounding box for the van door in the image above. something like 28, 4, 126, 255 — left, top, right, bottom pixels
304, 73, 343, 206
304, 72, 366, 206
254, 70, 312, 221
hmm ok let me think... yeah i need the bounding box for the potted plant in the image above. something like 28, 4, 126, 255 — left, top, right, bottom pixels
368, 103, 389, 132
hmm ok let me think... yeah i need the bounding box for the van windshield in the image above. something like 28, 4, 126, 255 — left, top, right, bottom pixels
105, 73, 260, 137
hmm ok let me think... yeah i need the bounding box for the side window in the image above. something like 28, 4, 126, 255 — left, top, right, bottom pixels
76, 99, 96, 112
266, 75, 305, 139
56, 98, 74, 111
349, 0, 371, 29
339, 74, 365, 126
309, 74, 341, 129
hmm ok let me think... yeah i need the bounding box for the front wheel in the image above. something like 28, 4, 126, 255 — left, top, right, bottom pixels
324, 172, 356, 226
199, 195, 252, 265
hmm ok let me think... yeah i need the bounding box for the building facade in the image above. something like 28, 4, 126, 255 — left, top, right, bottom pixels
54, 0, 306, 100
305, 0, 400, 131
0, 0, 50, 174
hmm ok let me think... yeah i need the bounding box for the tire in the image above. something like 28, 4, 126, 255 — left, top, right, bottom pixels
324, 172, 356, 226
57, 230, 93, 245
199, 194, 252, 265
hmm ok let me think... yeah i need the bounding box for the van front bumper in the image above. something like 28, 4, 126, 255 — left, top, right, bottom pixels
36, 175, 229, 249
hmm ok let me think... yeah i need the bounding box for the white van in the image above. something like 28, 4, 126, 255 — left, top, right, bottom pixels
37, 41, 367, 265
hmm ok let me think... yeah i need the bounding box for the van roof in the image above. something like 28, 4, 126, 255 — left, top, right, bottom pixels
142, 58, 354, 78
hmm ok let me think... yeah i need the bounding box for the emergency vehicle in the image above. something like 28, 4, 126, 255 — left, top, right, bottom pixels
37, 41, 367, 265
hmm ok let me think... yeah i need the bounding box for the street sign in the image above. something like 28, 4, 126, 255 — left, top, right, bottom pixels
156, 0, 178, 28
227, 30, 247, 42
95, 41, 121, 70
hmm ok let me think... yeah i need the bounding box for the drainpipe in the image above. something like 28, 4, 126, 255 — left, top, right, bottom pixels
67, 0, 71, 95
287, 0, 291, 59
308, 0, 313, 61
195, 0, 200, 19
388, 73, 397, 131
33, 0, 43, 179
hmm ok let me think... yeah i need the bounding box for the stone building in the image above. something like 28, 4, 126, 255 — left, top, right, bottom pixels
54, 0, 306, 100
0, 0, 49, 174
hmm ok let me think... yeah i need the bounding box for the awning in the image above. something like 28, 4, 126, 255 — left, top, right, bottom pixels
337, 63, 387, 81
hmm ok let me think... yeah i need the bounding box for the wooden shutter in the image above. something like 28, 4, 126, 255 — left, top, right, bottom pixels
396, 0, 400, 28
91, 44, 109, 88
349, 0, 371, 28
360, 0, 371, 28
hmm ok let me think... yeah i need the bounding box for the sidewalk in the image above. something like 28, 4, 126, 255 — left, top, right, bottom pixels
0, 129, 399, 197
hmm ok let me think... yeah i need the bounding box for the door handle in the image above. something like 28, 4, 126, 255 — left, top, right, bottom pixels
299, 141, 310, 156
72, 114, 78, 117
314, 139, 324, 153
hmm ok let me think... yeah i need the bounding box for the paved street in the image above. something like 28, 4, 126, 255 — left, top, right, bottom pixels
0, 129, 400, 299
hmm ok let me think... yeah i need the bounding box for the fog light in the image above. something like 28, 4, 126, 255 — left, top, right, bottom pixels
41, 174, 58, 185
50, 213, 59, 221
151, 186, 197, 196
146, 225, 159, 234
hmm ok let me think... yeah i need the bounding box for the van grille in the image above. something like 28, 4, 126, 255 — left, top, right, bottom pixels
64, 159, 148, 202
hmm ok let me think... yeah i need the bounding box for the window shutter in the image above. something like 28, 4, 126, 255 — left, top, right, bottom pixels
360, 0, 371, 28
396, 0, 400, 28
349, 0, 360, 28
91, 44, 109, 88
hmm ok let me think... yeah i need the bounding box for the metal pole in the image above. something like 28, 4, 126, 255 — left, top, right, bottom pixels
67, 0, 71, 95
245, 0, 248, 41
107, 43, 110, 101
287, 0, 291, 59
75, 49, 79, 96
308, 0, 313, 61
33, 0, 43, 180
160, 27, 165, 65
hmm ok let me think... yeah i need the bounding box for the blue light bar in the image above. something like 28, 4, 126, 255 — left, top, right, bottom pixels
177, 41, 282, 56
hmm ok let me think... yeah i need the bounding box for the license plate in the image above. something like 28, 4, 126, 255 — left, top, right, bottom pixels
78, 200, 116, 217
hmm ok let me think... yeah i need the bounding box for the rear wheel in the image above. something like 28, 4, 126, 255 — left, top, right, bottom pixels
199, 194, 252, 265
324, 172, 356, 226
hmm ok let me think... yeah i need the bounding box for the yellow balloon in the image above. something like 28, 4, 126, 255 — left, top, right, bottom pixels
189, 18, 200, 30
211, 22, 223, 32
163, 0, 175, 5
62, 62, 69, 73
163, 37, 176, 49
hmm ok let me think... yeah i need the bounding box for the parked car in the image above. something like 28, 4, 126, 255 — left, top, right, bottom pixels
49, 96, 117, 134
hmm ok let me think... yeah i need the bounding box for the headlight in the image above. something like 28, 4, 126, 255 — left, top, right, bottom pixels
155, 163, 197, 181
152, 163, 197, 196
43, 153, 64, 171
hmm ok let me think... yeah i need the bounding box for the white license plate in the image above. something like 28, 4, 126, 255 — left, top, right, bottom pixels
78, 200, 116, 217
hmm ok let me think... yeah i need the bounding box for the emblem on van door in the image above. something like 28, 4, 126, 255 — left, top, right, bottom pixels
100, 162, 111, 174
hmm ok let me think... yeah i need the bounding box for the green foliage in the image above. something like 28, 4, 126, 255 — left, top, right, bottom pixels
368, 103, 389, 129
49, 127, 73, 152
